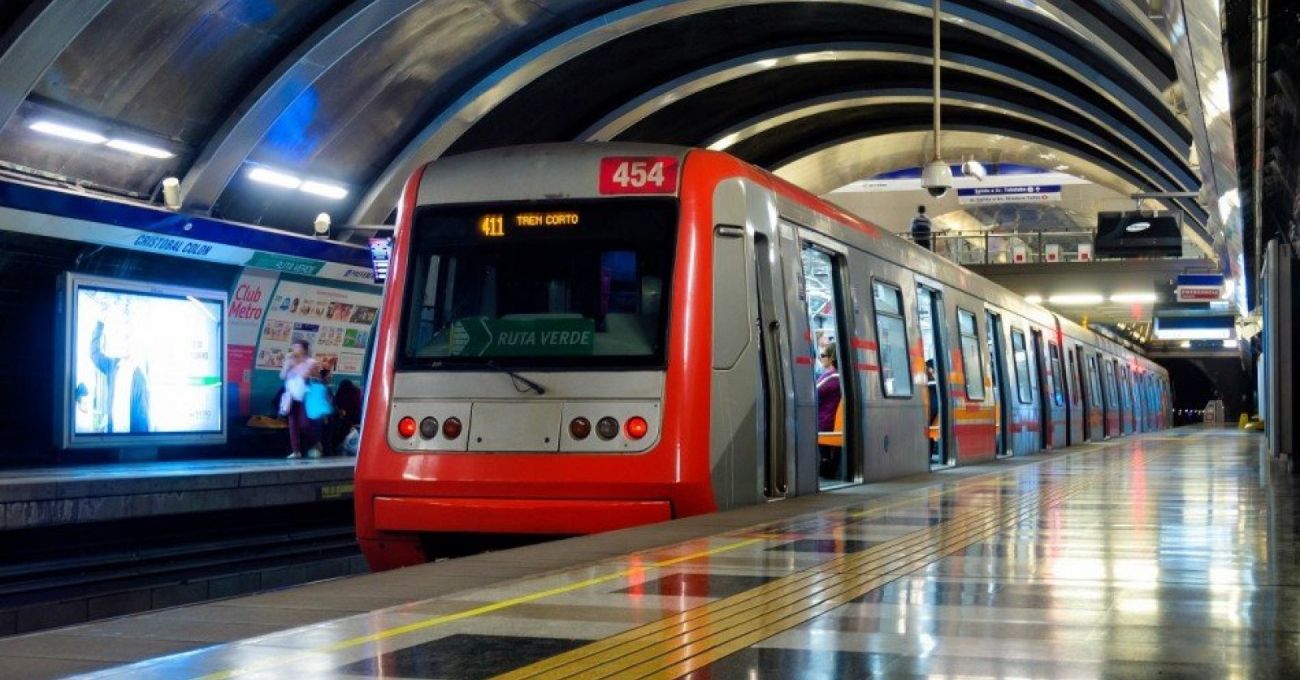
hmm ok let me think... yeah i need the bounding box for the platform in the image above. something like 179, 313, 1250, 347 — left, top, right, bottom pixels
0, 458, 356, 531
1, 427, 1294, 679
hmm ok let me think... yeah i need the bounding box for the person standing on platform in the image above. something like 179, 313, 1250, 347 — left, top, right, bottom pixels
281, 340, 321, 459
910, 205, 932, 250
816, 345, 842, 478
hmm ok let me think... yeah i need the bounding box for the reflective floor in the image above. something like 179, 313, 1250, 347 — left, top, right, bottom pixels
28, 428, 1300, 679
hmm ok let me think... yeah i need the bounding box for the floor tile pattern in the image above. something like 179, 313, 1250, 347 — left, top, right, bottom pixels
41, 428, 1296, 679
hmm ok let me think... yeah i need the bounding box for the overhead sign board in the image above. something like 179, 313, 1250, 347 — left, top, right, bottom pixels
1094, 212, 1182, 258
1175, 274, 1224, 302
956, 185, 1061, 205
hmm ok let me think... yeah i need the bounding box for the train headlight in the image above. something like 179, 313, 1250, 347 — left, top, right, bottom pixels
625, 416, 649, 440
596, 416, 619, 440
442, 417, 463, 440
397, 416, 417, 439
569, 417, 592, 440
419, 417, 439, 440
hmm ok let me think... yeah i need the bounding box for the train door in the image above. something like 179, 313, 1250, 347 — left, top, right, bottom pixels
986, 312, 1010, 457
1047, 341, 1067, 448
752, 231, 795, 499
916, 285, 950, 468
1090, 354, 1109, 438
1030, 330, 1050, 449
1073, 344, 1093, 441
800, 241, 857, 490
1101, 357, 1119, 437
1065, 345, 1082, 444
1122, 366, 1136, 434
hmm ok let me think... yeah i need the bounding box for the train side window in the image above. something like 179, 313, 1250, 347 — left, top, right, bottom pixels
1010, 329, 1033, 403
1048, 342, 1065, 406
871, 280, 913, 397
956, 308, 985, 400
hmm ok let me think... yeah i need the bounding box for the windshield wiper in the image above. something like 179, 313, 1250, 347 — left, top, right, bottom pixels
485, 361, 547, 395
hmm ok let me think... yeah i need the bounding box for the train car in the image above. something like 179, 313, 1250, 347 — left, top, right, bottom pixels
354, 143, 1171, 570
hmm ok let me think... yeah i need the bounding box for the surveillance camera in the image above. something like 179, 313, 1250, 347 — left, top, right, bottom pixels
921, 160, 953, 198
314, 212, 331, 239
161, 177, 181, 210
961, 159, 987, 182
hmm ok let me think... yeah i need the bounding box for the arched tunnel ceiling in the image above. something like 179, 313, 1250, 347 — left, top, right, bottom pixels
0, 0, 1200, 240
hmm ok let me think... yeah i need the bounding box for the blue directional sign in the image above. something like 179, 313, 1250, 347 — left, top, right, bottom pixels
956, 185, 1062, 205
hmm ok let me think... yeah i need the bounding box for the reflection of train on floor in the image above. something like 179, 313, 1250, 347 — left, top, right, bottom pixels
355, 143, 1171, 570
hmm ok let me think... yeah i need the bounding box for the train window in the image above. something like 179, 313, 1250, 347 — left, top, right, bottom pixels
1010, 329, 1033, 403
1087, 354, 1103, 404
400, 199, 676, 368
871, 281, 913, 397
956, 309, 985, 400
1048, 342, 1065, 406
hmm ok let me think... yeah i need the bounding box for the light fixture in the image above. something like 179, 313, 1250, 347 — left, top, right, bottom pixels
106, 138, 174, 159
1109, 292, 1158, 303
1222, 339, 1239, 348
300, 180, 348, 199
1154, 327, 1233, 341
248, 167, 302, 189
1025, 295, 1043, 304
29, 120, 106, 144
161, 177, 181, 210
1180, 341, 1191, 348
1048, 293, 1104, 305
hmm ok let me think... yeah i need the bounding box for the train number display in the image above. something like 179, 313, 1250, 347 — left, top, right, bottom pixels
598, 156, 679, 194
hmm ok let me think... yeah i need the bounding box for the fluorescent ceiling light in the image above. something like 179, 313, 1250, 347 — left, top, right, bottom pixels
300, 180, 348, 199
106, 138, 174, 159
1109, 292, 1157, 303
248, 167, 301, 189
1048, 293, 1104, 305
1024, 295, 1043, 304
30, 120, 106, 144
1153, 327, 1232, 340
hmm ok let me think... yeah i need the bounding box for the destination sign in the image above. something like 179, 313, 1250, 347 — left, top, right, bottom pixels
477, 211, 581, 238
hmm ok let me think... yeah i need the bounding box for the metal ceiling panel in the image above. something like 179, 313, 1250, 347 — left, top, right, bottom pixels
0, 0, 110, 132
30, 0, 347, 142
352, 0, 1192, 225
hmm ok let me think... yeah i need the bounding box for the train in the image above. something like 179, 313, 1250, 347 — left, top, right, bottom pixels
354, 143, 1171, 570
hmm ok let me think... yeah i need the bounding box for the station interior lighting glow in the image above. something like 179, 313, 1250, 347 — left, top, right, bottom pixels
300, 180, 349, 199
30, 120, 177, 161
248, 167, 302, 189
247, 167, 348, 200
30, 120, 106, 144
1180, 341, 1192, 348
105, 139, 174, 159
1048, 293, 1104, 305
1024, 295, 1043, 304
1153, 327, 1233, 340
1222, 339, 1239, 348
1109, 292, 1157, 303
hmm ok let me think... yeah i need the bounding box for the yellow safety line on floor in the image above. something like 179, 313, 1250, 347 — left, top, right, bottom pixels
193, 436, 1145, 680
498, 451, 1142, 680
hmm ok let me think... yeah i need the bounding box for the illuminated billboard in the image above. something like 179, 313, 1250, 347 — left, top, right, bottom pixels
58, 274, 227, 448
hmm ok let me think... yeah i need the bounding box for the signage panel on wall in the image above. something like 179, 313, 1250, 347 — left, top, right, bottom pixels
956, 185, 1062, 205
1174, 274, 1224, 302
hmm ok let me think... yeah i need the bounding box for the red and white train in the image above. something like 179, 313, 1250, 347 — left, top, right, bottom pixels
355, 143, 1171, 570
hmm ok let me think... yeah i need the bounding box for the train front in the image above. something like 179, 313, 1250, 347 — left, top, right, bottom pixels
355, 145, 712, 570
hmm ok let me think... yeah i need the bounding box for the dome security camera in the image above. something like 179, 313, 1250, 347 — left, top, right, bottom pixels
921, 160, 953, 198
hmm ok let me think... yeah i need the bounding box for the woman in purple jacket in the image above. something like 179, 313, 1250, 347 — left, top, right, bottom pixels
816, 344, 842, 477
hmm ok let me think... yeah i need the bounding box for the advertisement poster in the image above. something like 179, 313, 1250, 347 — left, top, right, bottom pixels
227, 271, 279, 415
255, 280, 380, 383
74, 286, 223, 435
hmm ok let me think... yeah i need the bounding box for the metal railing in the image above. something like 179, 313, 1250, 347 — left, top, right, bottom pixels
905, 230, 1095, 265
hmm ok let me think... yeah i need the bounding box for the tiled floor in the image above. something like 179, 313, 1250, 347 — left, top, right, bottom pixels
6, 427, 1297, 679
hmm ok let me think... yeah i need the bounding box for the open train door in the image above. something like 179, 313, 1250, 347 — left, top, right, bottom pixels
708, 181, 797, 508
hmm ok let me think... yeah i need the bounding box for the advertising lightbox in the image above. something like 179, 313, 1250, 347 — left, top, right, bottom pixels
58, 274, 227, 448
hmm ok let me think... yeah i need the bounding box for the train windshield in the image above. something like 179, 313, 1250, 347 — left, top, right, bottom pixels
401, 199, 677, 368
